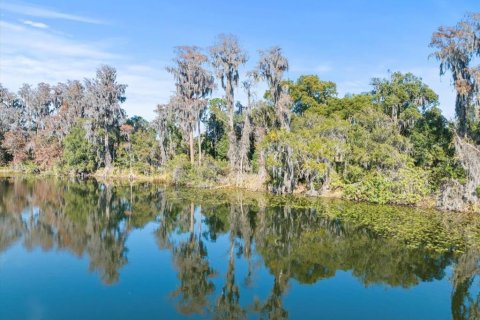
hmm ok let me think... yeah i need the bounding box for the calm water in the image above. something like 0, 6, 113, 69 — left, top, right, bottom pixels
0, 178, 479, 320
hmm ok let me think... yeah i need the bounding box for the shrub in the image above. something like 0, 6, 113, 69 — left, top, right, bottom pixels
165, 155, 228, 188
62, 125, 97, 175
344, 168, 430, 205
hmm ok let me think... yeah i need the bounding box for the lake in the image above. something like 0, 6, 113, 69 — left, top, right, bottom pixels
0, 177, 479, 319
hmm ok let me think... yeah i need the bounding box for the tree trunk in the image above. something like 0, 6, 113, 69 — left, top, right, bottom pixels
105, 129, 111, 168
257, 129, 266, 178
227, 81, 236, 171
456, 93, 468, 138
197, 119, 202, 166
189, 130, 194, 164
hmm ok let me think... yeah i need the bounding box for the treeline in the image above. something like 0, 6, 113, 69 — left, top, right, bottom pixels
0, 14, 479, 210
0, 65, 127, 171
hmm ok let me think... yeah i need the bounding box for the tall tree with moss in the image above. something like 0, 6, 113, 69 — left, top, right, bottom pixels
430, 13, 480, 139
210, 34, 248, 171
431, 13, 480, 211
255, 47, 291, 130
167, 46, 214, 165
84, 65, 127, 168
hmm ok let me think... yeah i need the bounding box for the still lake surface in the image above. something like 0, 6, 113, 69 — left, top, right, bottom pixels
0, 178, 478, 319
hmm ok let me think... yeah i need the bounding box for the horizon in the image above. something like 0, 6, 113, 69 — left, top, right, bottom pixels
0, 0, 477, 120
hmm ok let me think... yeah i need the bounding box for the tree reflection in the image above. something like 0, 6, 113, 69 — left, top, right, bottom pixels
0, 178, 131, 284
213, 204, 246, 320
452, 249, 480, 320
170, 203, 215, 315
0, 178, 479, 317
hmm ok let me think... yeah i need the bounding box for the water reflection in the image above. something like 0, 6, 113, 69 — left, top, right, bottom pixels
0, 177, 479, 319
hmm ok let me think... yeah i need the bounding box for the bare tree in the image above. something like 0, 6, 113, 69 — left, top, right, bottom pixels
210, 34, 247, 170
85, 65, 127, 168
167, 46, 214, 165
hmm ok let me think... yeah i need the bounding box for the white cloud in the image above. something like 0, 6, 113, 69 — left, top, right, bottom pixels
118, 64, 174, 119
0, 21, 117, 60
1, 2, 105, 24
20, 19, 48, 29
0, 20, 172, 120
289, 60, 332, 75
313, 64, 332, 74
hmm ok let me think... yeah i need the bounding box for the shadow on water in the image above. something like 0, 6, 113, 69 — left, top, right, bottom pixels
0, 177, 479, 319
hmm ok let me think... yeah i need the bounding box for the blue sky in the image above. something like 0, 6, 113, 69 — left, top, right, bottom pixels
0, 0, 478, 120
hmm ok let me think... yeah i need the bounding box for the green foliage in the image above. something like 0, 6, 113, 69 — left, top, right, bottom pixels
21, 160, 41, 175
263, 112, 348, 194
262, 79, 447, 205
371, 71, 438, 121
126, 115, 150, 131
286, 75, 337, 114
203, 98, 228, 160
165, 154, 229, 188
408, 107, 465, 188
344, 168, 430, 205
62, 124, 97, 174
476, 185, 480, 197
314, 93, 375, 119
116, 126, 159, 175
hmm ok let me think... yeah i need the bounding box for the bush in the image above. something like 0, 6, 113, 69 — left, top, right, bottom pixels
164, 155, 229, 188
62, 125, 97, 175
115, 128, 159, 175
344, 168, 430, 205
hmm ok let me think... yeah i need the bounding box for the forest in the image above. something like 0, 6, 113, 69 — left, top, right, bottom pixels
0, 13, 479, 212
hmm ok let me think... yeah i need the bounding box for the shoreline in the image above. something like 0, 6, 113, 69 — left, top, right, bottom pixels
2, 172, 480, 255
1, 167, 476, 214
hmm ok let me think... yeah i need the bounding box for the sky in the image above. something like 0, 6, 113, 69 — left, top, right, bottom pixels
0, 0, 478, 120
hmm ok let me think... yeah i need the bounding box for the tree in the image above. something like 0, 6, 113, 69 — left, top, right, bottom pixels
255, 47, 291, 130
371, 71, 438, 127
120, 124, 134, 175
84, 65, 127, 168
203, 98, 228, 160
1, 130, 27, 165
55, 80, 87, 136
287, 75, 337, 114
32, 82, 54, 133
63, 124, 97, 174
430, 13, 480, 138
0, 85, 23, 164
18, 83, 34, 131
167, 46, 215, 165
210, 34, 247, 170
430, 13, 480, 211
153, 103, 181, 165
117, 117, 159, 174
